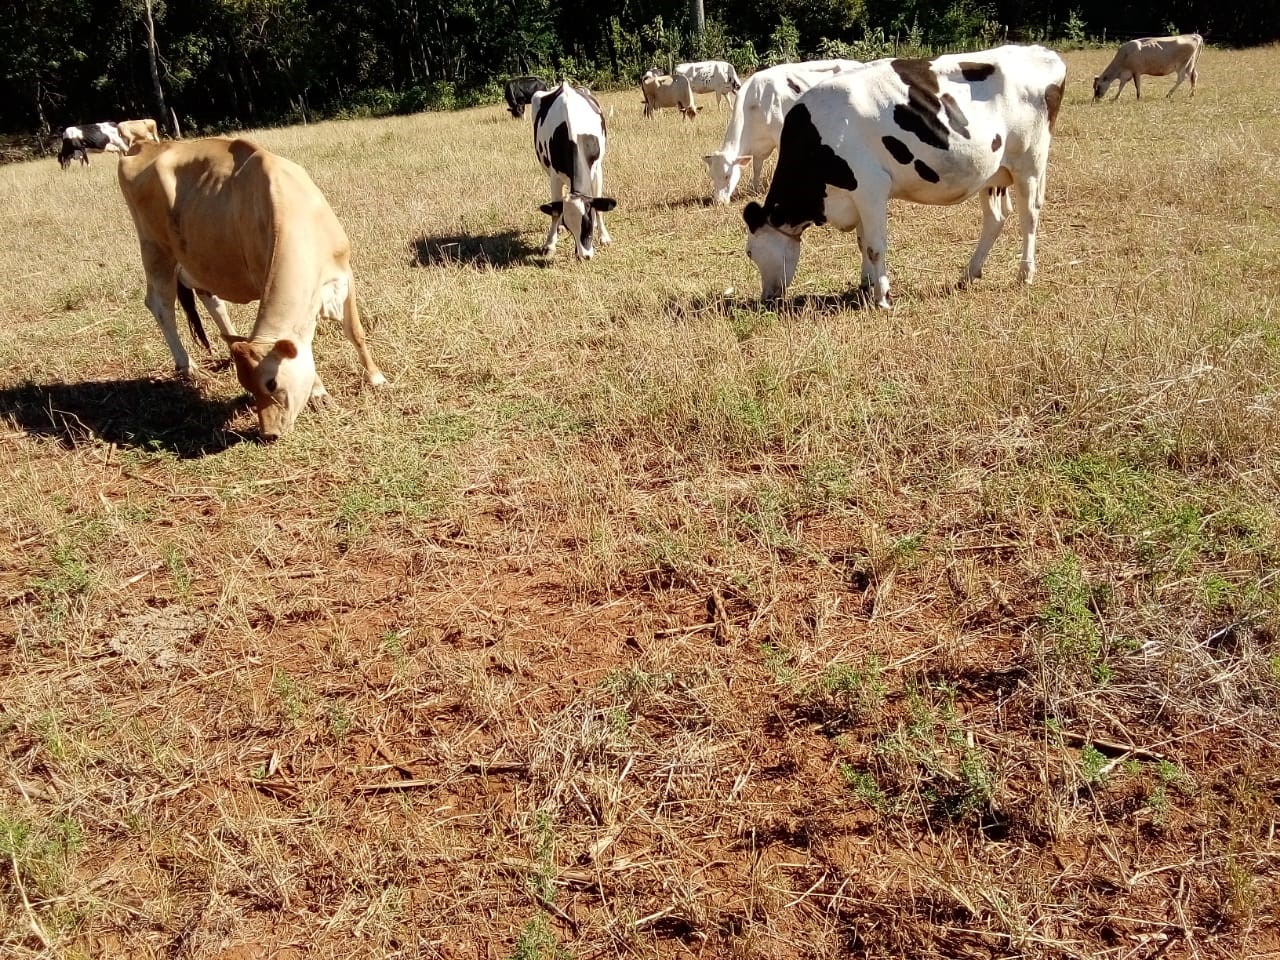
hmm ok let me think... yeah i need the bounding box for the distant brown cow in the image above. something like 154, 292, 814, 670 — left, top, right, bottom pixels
1093, 34, 1203, 100
641, 71, 699, 120
118, 119, 160, 146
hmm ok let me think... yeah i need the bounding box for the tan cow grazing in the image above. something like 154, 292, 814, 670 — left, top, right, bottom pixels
1093, 34, 1203, 100
117, 118, 160, 146
641, 71, 698, 120
118, 137, 386, 442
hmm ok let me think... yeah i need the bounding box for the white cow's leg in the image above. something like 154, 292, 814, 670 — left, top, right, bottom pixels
592, 166, 612, 245
751, 151, 767, 194
1012, 173, 1044, 284
962, 187, 1010, 284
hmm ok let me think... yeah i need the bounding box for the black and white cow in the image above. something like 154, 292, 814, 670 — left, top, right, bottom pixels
58, 122, 129, 169
505, 76, 549, 119
531, 82, 616, 260
743, 45, 1066, 307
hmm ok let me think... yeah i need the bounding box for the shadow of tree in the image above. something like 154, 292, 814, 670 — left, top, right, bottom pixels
0, 377, 252, 458
410, 229, 543, 269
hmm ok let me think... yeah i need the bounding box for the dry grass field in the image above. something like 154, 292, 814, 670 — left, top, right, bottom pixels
2, 45, 1279, 959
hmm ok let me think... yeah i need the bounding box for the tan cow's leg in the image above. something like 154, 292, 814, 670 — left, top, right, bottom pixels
196, 291, 237, 342
139, 248, 194, 374
341, 282, 387, 388
1132, 74, 1142, 99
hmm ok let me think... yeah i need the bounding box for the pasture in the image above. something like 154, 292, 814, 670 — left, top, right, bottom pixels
2, 46, 1279, 958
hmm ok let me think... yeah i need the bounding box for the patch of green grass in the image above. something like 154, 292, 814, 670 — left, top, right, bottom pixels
1041, 553, 1111, 685
510, 915, 562, 960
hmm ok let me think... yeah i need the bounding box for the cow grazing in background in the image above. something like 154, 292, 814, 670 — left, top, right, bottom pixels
117, 137, 386, 441
531, 82, 616, 260
742, 45, 1067, 307
1093, 34, 1203, 100
118, 118, 160, 145
674, 60, 742, 109
703, 59, 862, 204
641, 72, 699, 119
505, 77, 549, 118
58, 122, 128, 169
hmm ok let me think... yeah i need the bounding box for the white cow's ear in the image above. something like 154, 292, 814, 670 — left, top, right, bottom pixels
540, 201, 564, 216
735, 156, 753, 167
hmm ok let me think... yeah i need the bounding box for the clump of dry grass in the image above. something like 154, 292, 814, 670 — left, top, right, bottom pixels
1, 47, 1279, 959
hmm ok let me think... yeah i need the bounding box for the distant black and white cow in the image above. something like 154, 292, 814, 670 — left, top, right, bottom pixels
58, 122, 128, 169
505, 76, 549, 119
531, 82, 616, 259
674, 60, 742, 109
743, 45, 1067, 307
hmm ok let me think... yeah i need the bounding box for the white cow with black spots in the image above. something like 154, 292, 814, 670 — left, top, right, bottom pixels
743, 45, 1067, 307
703, 59, 862, 204
531, 82, 616, 259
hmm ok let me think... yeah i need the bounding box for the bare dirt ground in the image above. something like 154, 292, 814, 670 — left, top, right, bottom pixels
2, 47, 1279, 959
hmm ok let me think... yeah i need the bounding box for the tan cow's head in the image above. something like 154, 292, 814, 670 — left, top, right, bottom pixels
229, 337, 315, 442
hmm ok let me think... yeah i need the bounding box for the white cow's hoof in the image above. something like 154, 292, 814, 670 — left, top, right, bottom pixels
1018, 263, 1036, 284
367, 372, 388, 389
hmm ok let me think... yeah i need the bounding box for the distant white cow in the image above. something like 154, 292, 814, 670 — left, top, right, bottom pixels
531, 82, 616, 259
641, 72, 698, 120
703, 59, 862, 204
674, 60, 741, 109
743, 46, 1067, 307
1093, 34, 1203, 100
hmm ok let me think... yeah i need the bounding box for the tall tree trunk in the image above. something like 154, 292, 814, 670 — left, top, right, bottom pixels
691, 0, 705, 35
142, 0, 171, 135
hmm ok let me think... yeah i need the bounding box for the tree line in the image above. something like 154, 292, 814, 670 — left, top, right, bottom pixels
2, 0, 1274, 139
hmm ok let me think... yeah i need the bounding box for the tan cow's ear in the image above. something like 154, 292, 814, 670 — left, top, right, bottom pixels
274, 339, 299, 360
735, 156, 753, 167
230, 340, 254, 361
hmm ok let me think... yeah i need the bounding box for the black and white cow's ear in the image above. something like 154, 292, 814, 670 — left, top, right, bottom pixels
540, 201, 564, 216
591, 197, 617, 212
742, 202, 768, 233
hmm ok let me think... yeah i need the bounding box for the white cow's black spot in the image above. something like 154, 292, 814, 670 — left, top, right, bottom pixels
913, 159, 940, 183
787, 78, 803, 95
890, 59, 951, 151
939, 93, 971, 139
742, 103, 858, 233
991, 133, 1002, 152
958, 61, 997, 82
882, 135, 914, 165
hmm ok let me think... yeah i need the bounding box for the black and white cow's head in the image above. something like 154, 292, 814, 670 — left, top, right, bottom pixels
540, 194, 617, 260
742, 102, 858, 300
532, 84, 617, 260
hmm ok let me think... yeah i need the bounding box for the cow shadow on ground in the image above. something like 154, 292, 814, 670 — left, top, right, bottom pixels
410, 230, 543, 269
0, 377, 252, 458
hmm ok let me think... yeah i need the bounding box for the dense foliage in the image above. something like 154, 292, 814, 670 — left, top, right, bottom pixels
3, 0, 1274, 136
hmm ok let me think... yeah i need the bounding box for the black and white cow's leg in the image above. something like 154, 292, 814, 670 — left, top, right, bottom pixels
541, 175, 566, 255
855, 222, 873, 292
592, 166, 612, 246
962, 184, 1011, 285
853, 193, 892, 308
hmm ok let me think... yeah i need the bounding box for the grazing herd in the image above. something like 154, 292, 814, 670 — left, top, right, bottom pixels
53, 34, 1203, 440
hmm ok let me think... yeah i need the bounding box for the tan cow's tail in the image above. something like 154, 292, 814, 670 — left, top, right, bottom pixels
176, 281, 212, 353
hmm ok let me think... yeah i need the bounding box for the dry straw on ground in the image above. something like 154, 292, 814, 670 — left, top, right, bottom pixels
1, 47, 1279, 959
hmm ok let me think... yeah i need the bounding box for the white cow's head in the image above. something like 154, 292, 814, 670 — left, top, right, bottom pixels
229, 337, 315, 442
704, 153, 752, 205
541, 193, 616, 260
743, 202, 802, 301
